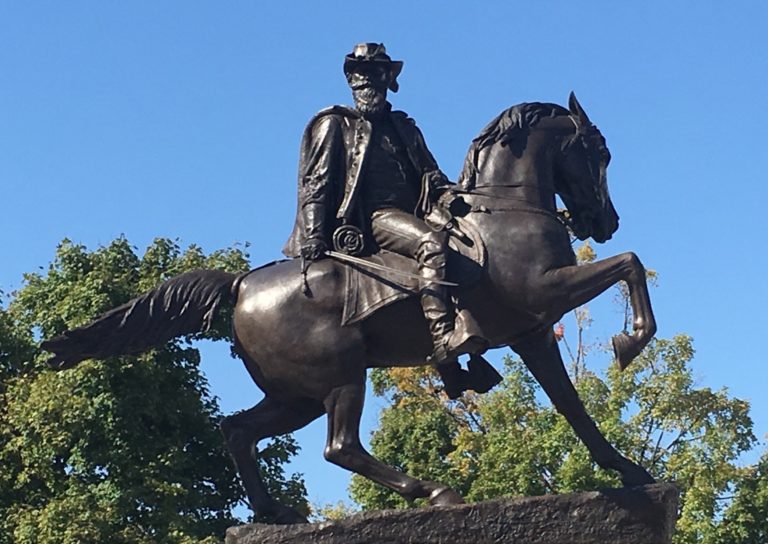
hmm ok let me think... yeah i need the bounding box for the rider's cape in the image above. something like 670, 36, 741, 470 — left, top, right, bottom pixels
282, 104, 441, 258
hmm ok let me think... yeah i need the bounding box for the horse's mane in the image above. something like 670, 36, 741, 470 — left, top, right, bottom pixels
458, 102, 571, 189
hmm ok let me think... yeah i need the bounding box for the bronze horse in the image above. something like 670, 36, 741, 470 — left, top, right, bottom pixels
43, 93, 657, 523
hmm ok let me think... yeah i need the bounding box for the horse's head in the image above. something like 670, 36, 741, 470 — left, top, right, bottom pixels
556, 93, 619, 243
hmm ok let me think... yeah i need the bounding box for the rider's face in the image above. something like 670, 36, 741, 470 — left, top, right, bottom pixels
346, 64, 390, 91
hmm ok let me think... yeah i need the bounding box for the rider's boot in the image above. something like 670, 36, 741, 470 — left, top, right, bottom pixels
417, 233, 487, 383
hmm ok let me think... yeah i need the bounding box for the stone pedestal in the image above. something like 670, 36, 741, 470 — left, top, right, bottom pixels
226, 483, 678, 544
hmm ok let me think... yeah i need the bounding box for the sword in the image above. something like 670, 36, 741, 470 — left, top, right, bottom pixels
325, 250, 459, 287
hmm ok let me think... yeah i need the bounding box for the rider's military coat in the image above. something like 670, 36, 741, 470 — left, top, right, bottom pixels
282, 104, 443, 258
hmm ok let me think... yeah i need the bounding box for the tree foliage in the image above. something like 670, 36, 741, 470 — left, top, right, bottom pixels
713, 449, 768, 543
351, 258, 760, 543
0, 238, 306, 543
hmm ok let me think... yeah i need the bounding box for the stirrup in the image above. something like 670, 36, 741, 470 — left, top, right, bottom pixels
432, 359, 468, 400
432, 354, 503, 399
467, 354, 503, 394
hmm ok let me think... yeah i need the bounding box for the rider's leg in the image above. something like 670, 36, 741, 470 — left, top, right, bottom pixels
370, 210, 455, 357
416, 230, 458, 362
417, 231, 489, 366
370, 209, 488, 397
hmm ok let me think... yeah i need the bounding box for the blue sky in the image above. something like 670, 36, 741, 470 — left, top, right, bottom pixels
2, 2, 766, 510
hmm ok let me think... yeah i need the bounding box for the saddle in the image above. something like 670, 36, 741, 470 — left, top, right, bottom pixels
341, 217, 486, 326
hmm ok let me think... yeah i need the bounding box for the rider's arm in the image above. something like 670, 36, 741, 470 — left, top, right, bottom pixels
409, 119, 454, 190
299, 115, 343, 259
404, 118, 456, 219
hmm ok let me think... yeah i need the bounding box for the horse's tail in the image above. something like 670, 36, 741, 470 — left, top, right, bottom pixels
42, 269, 242, 370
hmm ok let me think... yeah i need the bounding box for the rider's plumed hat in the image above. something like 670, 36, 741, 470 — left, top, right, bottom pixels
343, 43, 403, 93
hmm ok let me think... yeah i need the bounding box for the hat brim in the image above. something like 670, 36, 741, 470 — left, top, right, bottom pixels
344, 56, 402, 72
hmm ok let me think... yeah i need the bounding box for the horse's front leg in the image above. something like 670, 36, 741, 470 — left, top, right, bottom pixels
512, 329, 655, 486
323, 374, 464, 506
538, 252, 656, 369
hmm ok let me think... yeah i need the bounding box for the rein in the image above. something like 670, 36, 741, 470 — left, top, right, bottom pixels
450, 188, 569, 226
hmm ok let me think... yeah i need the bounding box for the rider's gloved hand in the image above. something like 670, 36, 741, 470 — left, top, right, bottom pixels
301, 238, 328, 261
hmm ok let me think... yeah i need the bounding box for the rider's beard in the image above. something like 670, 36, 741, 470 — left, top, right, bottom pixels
353, 86, 388, 115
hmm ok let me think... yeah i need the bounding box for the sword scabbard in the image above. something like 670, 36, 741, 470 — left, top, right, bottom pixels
325, 250, 459, 287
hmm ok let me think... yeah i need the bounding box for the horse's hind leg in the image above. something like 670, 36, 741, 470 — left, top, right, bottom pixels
220, 396, 324, 523
513, 329, 655, 486
540, 252, 656, 368
323, 374, 464, 506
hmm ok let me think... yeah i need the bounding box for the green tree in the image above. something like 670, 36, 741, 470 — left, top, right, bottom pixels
714, 449, 768, 543
0, 238, 306, 544
351, 256, 757, 543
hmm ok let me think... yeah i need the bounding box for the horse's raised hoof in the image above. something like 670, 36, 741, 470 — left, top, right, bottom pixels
272, 504, 309, 524
612, 333, 641, 370
428, 486, 465, 506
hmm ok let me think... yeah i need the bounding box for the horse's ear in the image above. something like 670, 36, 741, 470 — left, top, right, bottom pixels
568, 92, 591, 126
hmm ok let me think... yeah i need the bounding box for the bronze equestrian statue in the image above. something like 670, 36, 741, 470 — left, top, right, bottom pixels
283, 44, 487, 389
42, 44, 657, 524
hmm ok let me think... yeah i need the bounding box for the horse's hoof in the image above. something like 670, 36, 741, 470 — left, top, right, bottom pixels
612, 333, 640, 370
272, 505, 309, 524
428, 486, 465, 506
